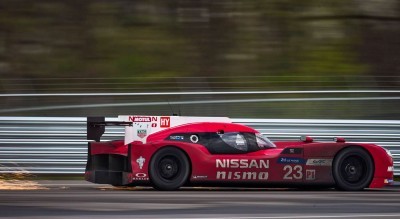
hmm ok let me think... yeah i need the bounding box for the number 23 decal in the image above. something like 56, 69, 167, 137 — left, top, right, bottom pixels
283, 165, 303, 180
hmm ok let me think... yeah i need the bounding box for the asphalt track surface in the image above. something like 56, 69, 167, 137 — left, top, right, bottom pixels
1, 181, 400, 219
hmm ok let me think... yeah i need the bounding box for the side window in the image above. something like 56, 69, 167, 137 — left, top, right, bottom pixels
255, 133, 276, 148
221, 133, 248, 152
242, 132, 259, 152
207, 132, 251, 154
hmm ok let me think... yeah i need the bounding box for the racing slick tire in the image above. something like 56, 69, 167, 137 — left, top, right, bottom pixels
149, 147, 190, 191
333, 147, 374, 191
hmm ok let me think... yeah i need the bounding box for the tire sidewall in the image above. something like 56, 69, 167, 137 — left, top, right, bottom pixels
149, 147, 190, 191
333, 147, 374, 191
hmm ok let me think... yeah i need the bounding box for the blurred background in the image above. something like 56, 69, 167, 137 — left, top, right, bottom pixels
0, 0, 399, 119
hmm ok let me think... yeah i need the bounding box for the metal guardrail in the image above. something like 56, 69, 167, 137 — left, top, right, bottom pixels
0, 117, 399, 175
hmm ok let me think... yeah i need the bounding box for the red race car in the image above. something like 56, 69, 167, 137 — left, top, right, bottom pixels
85, 115, 394, 191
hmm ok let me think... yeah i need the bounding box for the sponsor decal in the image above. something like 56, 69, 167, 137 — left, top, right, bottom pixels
217, 171, 268, 180
132, 172, 149, 181
135, 173, 147, 178
306, 169, 316, 180
136, 156, 145, 169
169, 135, 184, 140
306, 159, 333, 166
388, 166, 394, 172
281, 148, 303, 154
283, 165, 303, 180
278, 157, 305, 164
190, 135, 199, 143
151, 123, 157, 127
137, 129, 147, 138
192, 175, 208, 179
129, 116, 157, 122
160, 116, 170, 128
384, 179, 394, 184
132, 177, 149, 180
216, 159, 269, 180
216, 159, 269, 169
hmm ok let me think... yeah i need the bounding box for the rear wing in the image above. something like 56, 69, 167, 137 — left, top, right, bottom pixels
88, 115, 231, 144
87, 117, 131, 142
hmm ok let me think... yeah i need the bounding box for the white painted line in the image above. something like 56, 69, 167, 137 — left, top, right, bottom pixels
1, 90, 400, 97
1, 96, 400, 113
172, 214, 400, 219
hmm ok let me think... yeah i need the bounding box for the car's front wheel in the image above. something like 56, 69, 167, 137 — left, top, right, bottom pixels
332, 147, 374, 191
149, 147, 190, 191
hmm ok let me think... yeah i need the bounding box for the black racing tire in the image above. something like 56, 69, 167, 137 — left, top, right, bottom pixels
333, 147, 374, 191
149, 147, 190, 191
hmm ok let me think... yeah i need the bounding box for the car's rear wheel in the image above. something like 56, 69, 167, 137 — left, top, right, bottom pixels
149, 147, 190, 191
333, 147, 374, 191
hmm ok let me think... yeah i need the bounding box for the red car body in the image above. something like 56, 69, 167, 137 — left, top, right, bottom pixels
85, 117, 393, 191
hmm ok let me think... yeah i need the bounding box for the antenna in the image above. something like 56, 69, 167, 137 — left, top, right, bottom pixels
167, 99, 177, 116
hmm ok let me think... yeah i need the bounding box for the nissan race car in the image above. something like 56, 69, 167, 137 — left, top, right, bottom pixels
84, 115, 394, 191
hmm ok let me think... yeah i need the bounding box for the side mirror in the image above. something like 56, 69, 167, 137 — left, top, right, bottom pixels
300, 136, 314, 143
334, 137, 346, 143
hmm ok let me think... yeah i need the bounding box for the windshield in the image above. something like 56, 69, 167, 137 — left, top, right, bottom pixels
256, 133, 276, 149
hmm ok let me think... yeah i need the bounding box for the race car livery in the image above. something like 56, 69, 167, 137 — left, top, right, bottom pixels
84, 115, 394, 191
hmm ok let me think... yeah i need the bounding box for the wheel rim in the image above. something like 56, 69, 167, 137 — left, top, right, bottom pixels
339, 155, 366, 184
158, 156, 180, 180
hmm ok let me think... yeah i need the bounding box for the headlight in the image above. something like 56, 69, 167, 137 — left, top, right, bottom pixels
385, 148, 392, 157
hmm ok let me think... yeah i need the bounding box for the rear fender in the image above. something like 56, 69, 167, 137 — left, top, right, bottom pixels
85, 142, 132, 185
